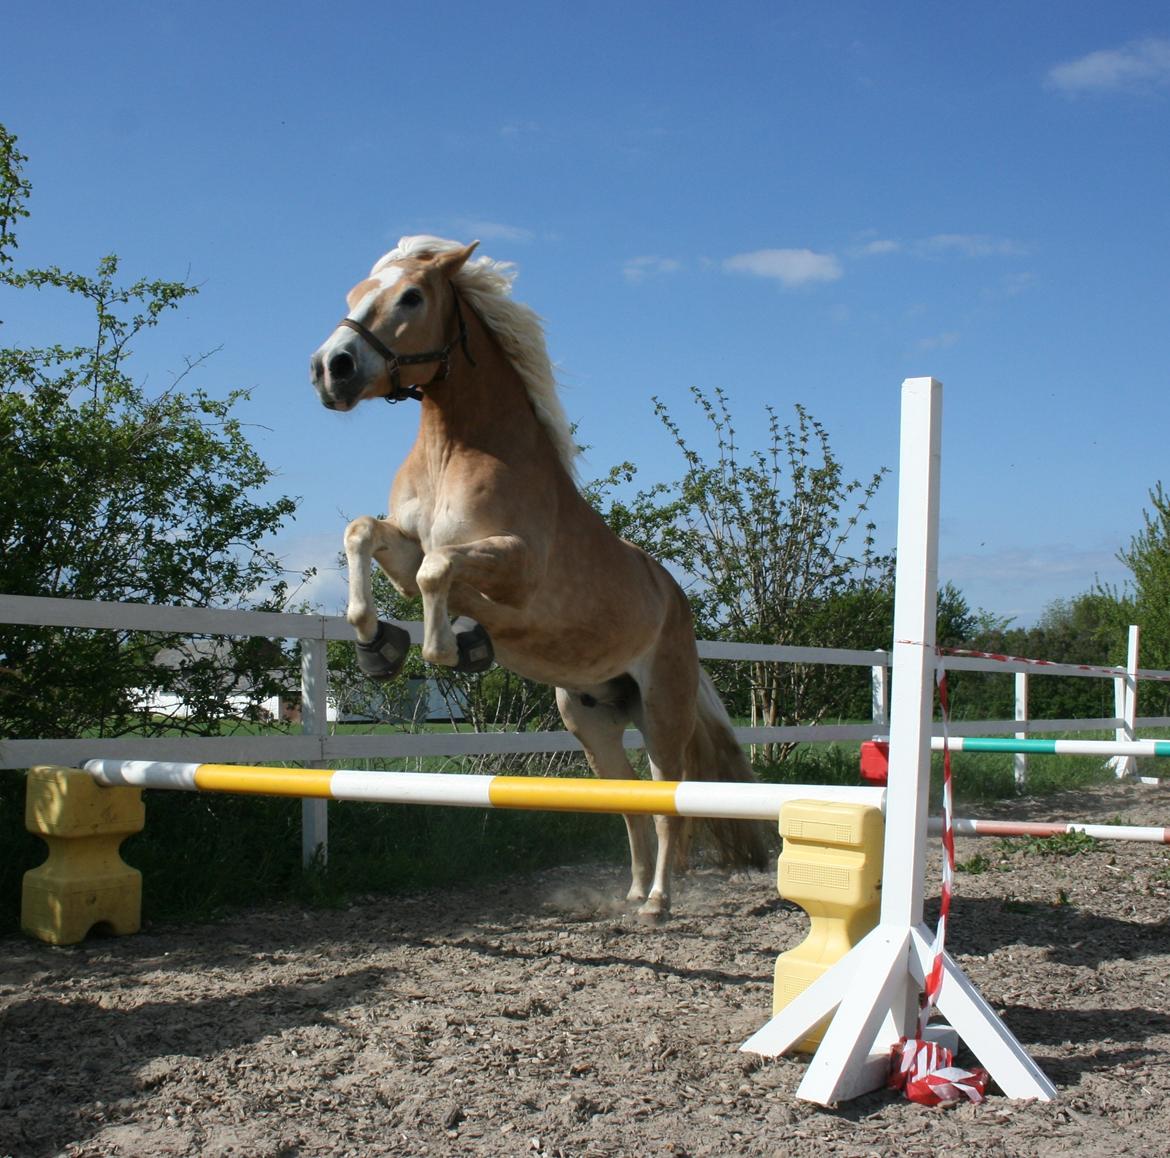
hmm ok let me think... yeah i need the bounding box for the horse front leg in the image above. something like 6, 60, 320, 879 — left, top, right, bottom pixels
344, 515, 423, 680
414, 534, 532, 669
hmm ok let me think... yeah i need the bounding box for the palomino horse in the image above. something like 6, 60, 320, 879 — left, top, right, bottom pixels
310, 236, 769, 920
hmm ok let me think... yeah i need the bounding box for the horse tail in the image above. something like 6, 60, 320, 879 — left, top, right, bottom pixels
682, 669, 775, 869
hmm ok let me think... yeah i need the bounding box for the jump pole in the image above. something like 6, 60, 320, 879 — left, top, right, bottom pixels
83, 759, 884, 819
930, 736, 1170, 758
83, 759, 1169, 843
740, 377, 1058, 1104
946, 817, 1170, 843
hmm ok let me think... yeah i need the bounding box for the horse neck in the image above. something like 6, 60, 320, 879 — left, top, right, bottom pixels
415, 306, 558, 472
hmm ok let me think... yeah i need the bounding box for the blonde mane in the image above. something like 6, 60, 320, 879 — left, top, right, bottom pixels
373, 235, 578, 476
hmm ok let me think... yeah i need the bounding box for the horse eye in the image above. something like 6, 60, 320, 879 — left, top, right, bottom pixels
399, 288, 424, 308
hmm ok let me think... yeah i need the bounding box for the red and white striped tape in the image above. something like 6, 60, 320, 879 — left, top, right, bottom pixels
889, 666, 990, 1106
938, 644, 1170, 684
919, 668, 954, 1038
889, 1037, 990, 1106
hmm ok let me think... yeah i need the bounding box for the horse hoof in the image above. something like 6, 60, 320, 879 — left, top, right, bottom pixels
355, 620, 411, 681
636, 898, 670, 925
453, 624, 494, 672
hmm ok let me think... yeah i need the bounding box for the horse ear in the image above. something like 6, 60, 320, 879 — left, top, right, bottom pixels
434, 241, 480, 277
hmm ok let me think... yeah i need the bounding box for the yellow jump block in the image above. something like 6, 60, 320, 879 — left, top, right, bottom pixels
772, 798, 884, 1051
22, 765, 145, 946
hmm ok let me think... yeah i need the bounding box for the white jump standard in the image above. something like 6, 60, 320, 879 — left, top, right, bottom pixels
739, 378, 1059, 1104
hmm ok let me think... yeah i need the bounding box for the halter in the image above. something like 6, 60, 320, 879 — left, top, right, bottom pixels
336, 288, 476, 403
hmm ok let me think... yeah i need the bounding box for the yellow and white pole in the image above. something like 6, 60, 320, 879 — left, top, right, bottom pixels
84, 760, 885, 819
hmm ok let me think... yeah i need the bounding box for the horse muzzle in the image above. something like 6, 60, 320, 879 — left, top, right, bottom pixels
310, 343, 361, 411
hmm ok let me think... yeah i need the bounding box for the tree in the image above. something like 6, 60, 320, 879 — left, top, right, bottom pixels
594, 388, 895, 759
938, 591, 1130, 723
0, 124, 303, 740
1102, 481, 1170, 718
1117, 483, 1170, 670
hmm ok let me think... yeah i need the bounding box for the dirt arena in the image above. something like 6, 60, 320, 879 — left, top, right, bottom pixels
3, 779, 1169, 1157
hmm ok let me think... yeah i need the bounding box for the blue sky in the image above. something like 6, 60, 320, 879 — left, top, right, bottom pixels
3, 2, 1169, 628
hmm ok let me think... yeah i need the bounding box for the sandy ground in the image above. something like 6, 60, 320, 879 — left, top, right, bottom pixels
2, 779, 1169, 1158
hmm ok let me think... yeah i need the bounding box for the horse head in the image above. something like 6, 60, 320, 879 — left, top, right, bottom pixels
311, 239, 479, 410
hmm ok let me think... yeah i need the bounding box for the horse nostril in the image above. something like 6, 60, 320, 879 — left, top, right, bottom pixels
328, 351, 357, 382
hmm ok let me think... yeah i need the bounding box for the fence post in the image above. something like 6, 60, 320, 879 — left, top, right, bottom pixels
1111, 625, 1140, 779
1014, 671, 1029, 787
301, 635, 329, 865
870, 652, 889, 730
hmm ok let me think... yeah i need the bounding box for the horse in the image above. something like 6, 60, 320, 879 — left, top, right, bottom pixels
310, 235, 770, 921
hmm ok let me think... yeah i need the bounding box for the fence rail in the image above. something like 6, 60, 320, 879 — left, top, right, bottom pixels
0, 592, 357, 641
3, 593, 1168, 858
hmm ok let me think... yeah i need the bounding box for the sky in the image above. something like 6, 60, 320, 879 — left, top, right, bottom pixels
3, 2, 1169, 628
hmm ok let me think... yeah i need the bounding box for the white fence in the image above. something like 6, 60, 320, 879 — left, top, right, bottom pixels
2, 592, 1168, 860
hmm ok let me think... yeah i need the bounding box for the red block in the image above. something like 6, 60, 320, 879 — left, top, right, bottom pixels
860, 740, 890, 786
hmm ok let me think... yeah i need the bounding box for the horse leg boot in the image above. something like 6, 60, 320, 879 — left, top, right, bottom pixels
354, 622, 412, 681
344, 516, 421, 680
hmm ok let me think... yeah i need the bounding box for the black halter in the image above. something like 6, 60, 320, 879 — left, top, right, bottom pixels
337, 288, 476, 403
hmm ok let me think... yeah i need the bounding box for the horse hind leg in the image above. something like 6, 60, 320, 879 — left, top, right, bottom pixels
626, 652, 703, 924
638, 662, 773, 905
555, 684, 656, 910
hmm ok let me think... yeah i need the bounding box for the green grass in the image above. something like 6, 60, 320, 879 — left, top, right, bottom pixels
1008, 830, 1101, 857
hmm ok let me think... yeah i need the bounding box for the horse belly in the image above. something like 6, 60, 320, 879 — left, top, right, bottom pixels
461, 591, 668, 690
489, 634, 635, 690
439, 506, 685, 688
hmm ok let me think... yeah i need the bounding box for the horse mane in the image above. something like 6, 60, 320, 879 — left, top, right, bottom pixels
373, 236, 578, 477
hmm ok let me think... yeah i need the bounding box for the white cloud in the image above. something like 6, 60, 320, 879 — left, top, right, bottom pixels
918, 234, 1026, 258
272, 531, 349, 614
940, 545, 1128, 625
722, 248, 842, 287
943, 546, 1119, 584
293, 567, 349, 615
622, 255, 683, 282
847, 234, 1024, 260
854, 238, 901, 257
1047, 37, 1170, 96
